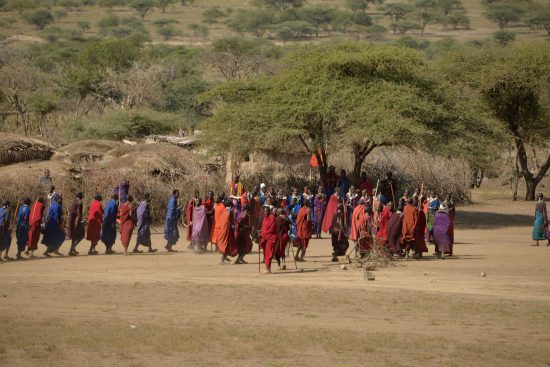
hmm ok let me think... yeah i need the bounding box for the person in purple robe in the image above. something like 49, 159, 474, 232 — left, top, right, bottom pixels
133, 193, 156, 253
433, 203, 452, 260
313, 186, 326, 239
191, 198, 210, 253
114, 180, 130, 204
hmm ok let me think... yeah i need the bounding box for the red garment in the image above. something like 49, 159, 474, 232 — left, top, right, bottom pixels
401, 204, 418, 243
27, 201, 44, 251
260, 213, 277, 268
236, 210, 253, 255
186, 200, 194, 241
350, 205, 365, 241
321, 194, 339, 233
119, 202, 136, 249
376, 207, 392, 240
211, 203, 225, 244
358, 211, 374, 252
275, 216, 290, 257
216, 207, 237, 256
415, 209, 428, 253
296, 207, 312, 243
240, 192, 248, 208
86, 200, 103, 243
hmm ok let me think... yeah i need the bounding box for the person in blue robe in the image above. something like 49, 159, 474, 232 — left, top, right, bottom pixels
41, 196, 65, 256
100, 193, 119, 254
15, 198, 31, 260
164, 190, 181, 252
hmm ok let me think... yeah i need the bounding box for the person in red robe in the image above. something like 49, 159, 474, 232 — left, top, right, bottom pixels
295, 200, 312, 262
376, 202, 393, 247
119, 195, 136, 254
321, 189, 340, 234
204, 191, 215, 249
216, 200, 237, 264
260, 206, 277, 274
275, 208, 291, 268
331, 204, 349, 262
358, 204, 375, 255
350, 198, 366, 244
26, 194, 45, 258
235, 205, 253, 264
414, 198, 429, 258
86, 194, 104, 255
401, 198, 419, 259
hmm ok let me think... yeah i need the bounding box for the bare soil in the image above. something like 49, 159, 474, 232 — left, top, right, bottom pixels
1, 197, 550, 366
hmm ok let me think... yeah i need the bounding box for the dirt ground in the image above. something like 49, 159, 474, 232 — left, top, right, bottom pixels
1, 195, 550, 367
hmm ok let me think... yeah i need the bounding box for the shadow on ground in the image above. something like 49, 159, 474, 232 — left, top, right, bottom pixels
456, 210, 532, 229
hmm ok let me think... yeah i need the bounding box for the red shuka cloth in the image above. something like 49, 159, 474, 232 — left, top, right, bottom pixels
376, 207, 392, 240
216, 207, 237, 256
86, 200, 103, 243
27, 201, 44, 250
275, 216, 290, 256
211, 203, 225, 244
350, 205, 365, 241
260, 213, 277, 268
296, 207, 312, 240
415, 209, 428, 253
401, 204, 418, 243
119, 202, 135, 249
321, 195, 339, 233
186, 200, 194, 241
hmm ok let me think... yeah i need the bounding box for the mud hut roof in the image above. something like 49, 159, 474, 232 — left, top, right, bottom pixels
0, 133, 54, 166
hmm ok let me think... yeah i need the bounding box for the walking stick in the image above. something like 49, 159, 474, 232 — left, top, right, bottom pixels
288, 238, 298, 269
258, 242, 261, 274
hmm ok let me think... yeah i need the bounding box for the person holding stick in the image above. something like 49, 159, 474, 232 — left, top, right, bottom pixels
259, 206, 277, 274
67, 192, 85, 256
295, 200, 312, 262
15, 198, 31, 260
26, 194, 45, 258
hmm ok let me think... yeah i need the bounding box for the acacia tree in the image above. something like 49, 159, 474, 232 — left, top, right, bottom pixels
199, 42, 485, 183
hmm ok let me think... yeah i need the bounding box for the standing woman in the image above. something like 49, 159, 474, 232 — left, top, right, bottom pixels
119, 195, 136, 254
101, 193, 119, 254
532, 193, 550, 246
15, 198, 31, 260
0, 201, 12, 260
27, 194, 45, 258
433, 203, 452, 260
87, 193, 103, 255
42, 195, 65, 257
134, 193, 156, 253
67, 192, 85, 256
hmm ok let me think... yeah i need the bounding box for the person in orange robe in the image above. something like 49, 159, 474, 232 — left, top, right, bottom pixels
216, 200, 237, 264
119, 195, 136, 254
295, 200, 312, 262
350, 198, 366, 244
358, 204, 375, 255
211, 194, 225, 246
86, 194, 104, 255
321, 189, 340, 234
260, 206, 277, 274
26, 194, 45, 258
401, 198, 419, 259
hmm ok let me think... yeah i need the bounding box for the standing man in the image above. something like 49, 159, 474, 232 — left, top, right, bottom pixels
101, 193, 119, 254
27, 194, 45, 258
164, 190, 181, 252
259, 206, 277, 274
67, 192, 85, 256
39, 169, 53, 191
313, 186, 326, 239
15, 198, 31, 260
331, 204, 349, 262
42, 195, 65, 257
87, 193, 103, 255
235, 204, 253, 264
119, 195, 136, 254
295, 200, 312, 262
401, 198, 418, 259
134, 193, 156, 253
0, 201, 12, 261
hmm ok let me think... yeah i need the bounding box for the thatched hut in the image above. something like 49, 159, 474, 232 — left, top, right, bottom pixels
0, 133, 54, 166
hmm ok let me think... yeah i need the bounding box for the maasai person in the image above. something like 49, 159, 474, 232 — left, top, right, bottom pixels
259, 206, 277, 274
26, 194, 45, 258
401, 198, 418, 259
134, 193, 156, 253
100, 193, 119, 254
386, 204, 404, 256
414, 198, 429, 259
185, 190, 200, 249
42, 195, 65, 257
164, 190, 181, 252
380, 172, 397, 206
372, 189, 381, 223
331, 204, 349, 262
231, 175, 244, 197
249, 189, 262, 242
325, 166, 338, 197
433, 203, 452, 259
295, 200, 312, 262
46, 185, 58, 212
399, 190, 410, 209
301, 186, 314, 206
350, 198, 366, 249
259, 183, 267, 205
275, 208, 291, 267
235, 204, 253, 264
114, 180, 130, 204
358, 202, 375, 256
355, 171, 372, 195
338, 170, 351, 198
0, 201, 12, 261
532, 193, 550, 246
376, 202, 393, 247
86, 193, 103, 255
191, 197, 210, 253
204, 191, 215, 244
288, 197, 301, 245
216, 200, 237, 264
445, 194, 456, 255
67, 192, 85, 256
211, 193, 225, 248
277, 189, 288, 209
15, 198, 31, 260
426, 191, 440, 243
313, 186, 326, 238
322, 188, 340, 234
39, 169, 53, 191
119, 195, 136, 254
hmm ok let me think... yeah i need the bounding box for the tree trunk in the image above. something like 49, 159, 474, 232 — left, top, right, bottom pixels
514, 134, 550, 201
315, 147, 328, 185
352, 141, 378, 184
525, 177, 536, 201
